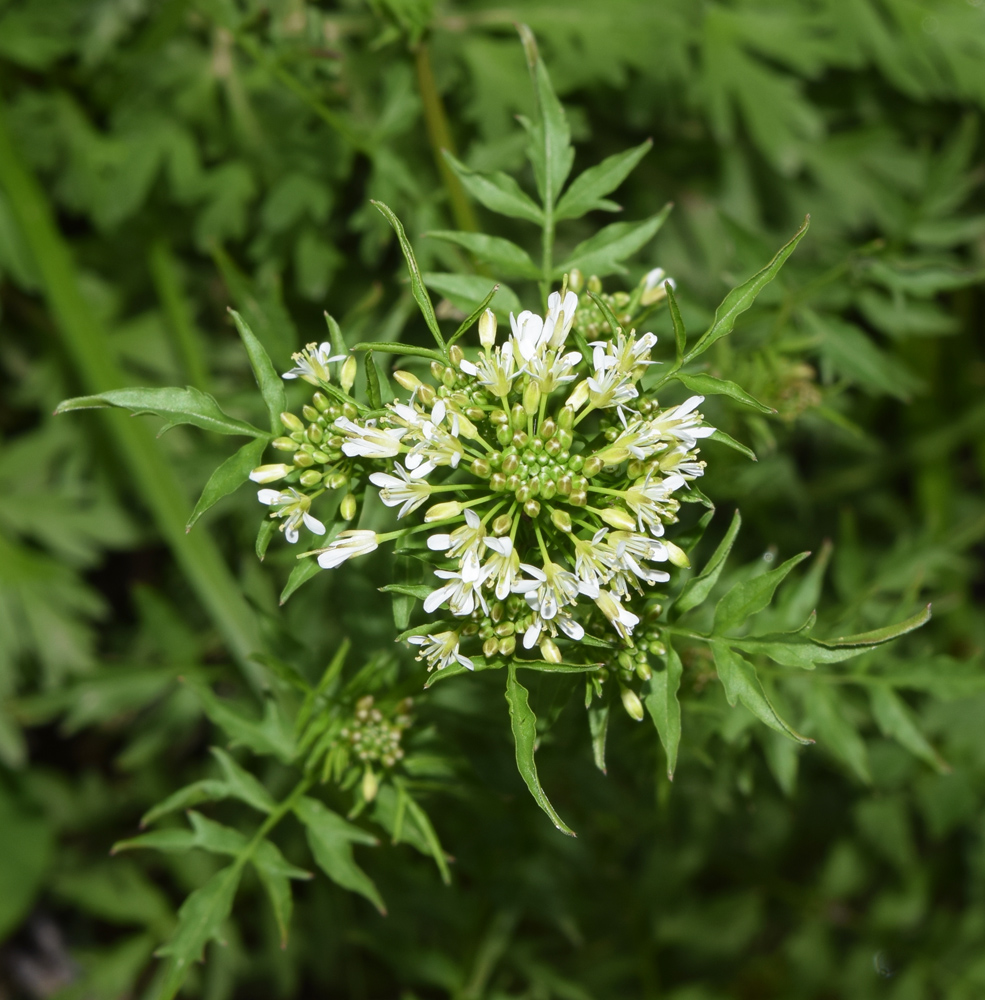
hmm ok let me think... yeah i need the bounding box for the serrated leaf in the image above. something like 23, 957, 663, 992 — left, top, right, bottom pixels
155, 866, 241, 994
673, 372, 775, 414
505, 665, 575, 837
555, 140, 652, 221
712, 642, 813, 744
714, 551, 811, 634
293, 796, 385, 913
229, 309, 287, 432
210, 748, 276, 813
869, 685, 948, 773
685, 216, 809, 363
140, 781, 230, 829
424, 231, 540, 278
587, 702, 609, 774
187, 438, 267, 531
815, 605, 931, 648
371, 200, 443, 349
676, 509, 742, 615
555, 206, 672, 278
422, 273, 522, 320
708, 428, 757, 461
55, 387, 269, 438
645, 643, 684, 778
443, 152, 544, 224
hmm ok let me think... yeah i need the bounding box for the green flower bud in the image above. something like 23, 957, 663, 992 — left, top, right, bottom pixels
495, 621, 515, 637
479, 308, 498, 349
425, 500, 463, 522
551, 509, 572, 533
665, 541, 690, 568
250, 463, 292, 484
540, 417, 556, 440
308, 423, 323, 444
557, 475, 572, 496
471, 458, 491, 478
568, 268, 584, 293
448, 344, 465, 367
582, 456, 604, 477
510, 403, 525, 427
499, 635, 516, 657
496, 425, 513, 447
312, 392, 331, 412
362, 767, 379, 802
300, 470, 323, 487
523, 499, 541, 518
294, 452, 315, 467
483, 637, 500, 659
620, 686, 645, 722
541, 480, 557, 500
523, 381, 541, 415
272, 436, 297, 451
280, 411, 305, 433
568, 454, 584, 473
302, 404, 319, 422
600, 507, 636, 531
311, 450, 331, 464
492, 514, 512, 536
340, 493, 357, 520
419, 383, 437, 406
636, 660, 652, 682
327, 471, 348, 489
490, 472, 507, 491
342, 402, 358, 420
430, 361, 444, 381
570, 490, 588, 507
587, 274, 602, 293
545, 437, 562, 456
540, 638, 562, 664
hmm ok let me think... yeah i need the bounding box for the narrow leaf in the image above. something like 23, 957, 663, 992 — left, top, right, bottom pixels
424, 231, 540, 278
112, 830, 197, 855
869, 685, 948, 773
55, 387, 268, 438
365, 351, 383, 410
712, 643, 813, 744
279, 555, 323, 605
422, 273, 521, 319
807, 684, 871, 783
709, 428, 757, 461
585, 288, 625, 336
449, 283, 500, 348
187, 811, 249, 856
253, 862, 292, 949
685, 216, 810, 363
816, 605, 931, 648
351, 341, 445, 363
587, 702, 609, 774
371, 200, 444, 348
666, 281, 686, 362
210, 748, 276, 813
645, 643, 684, 778
555, 206, 672, 278
229, 309, 287, 432
140, 781, 230, 829
714, 551, 811, 634
505, 665, 576, 837
187, 438, 267, 531
399, 789, 452, 885
443, 152, 544, 224
674, 373, 775, 415
676, 509, 742, 615
555, 140, 653, 221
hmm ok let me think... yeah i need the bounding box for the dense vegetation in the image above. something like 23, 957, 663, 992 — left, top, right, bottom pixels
0, 1, 983, 998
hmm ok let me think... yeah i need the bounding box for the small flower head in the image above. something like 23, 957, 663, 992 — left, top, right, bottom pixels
408, 630, 473, 672
316, 530, 379, 569
283, 342, 345, 385
257, 487, 326, 543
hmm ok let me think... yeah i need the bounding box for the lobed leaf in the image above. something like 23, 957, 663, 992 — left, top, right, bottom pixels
505, 665, 576, 837
443, 151, 544, 224
424, 231, 540, 279
55, 387, 269, 438
555, 140, 653, 221
554, 206, 672, 278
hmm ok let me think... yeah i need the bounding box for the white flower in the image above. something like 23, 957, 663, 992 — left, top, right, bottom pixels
595, 589, 640, 641
522, 348, 582, 394
424, 567, 488, 617
408, 631, 473, 672
427, 509, 485, 582
587, 366, 639, 409
404, 421, 465, 479
283, 342, 345, 384
335, 416, 407, 458
257, 487, 326, 543
641, 268, 675, 306
316, 530, 379, 569
545, 289, 579, 349
647, 395, 715, 450
604, 530, 671, 596
510, 310, 549, 362
521, 608, 584, 650
573, 530, 616, 598
624, 473, 685, 533
369, 464, 431, 518
482, 535, 520, 600
472, 341, 518, 398
513, 561, 581, 620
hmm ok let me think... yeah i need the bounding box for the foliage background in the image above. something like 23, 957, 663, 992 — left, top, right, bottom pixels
0, 0, 983, 997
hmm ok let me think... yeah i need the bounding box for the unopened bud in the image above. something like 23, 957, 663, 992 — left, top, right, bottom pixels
470, 458, 491, 478
340, 355, 357, 393
250, 463, 292, 484
636, 660, 652, 682
327, 471, 347, 489
272, 436, 296, 451
312, 392, 330, 412
665, 541, 690, 568
599, 507, 636, 531
492, 514, 512, 536
523, 499, 541, 518
340, 493, 357, 520
300, 469, 323, 487
302, 404, 319, 422
418, 383, 436, 406
448, 344, 465, 366
620, 686, 645, 722
582, 456, 604, 477
510, 403, 525, 427
523, 381, 541, 416
490, 472, 507, 491
483, 637, 500, 659
361, 767, 378, 802
280, 411, 304, 433
551, 509, 572, 533
499, 635, 516, 657
479, 308, 498, 349
540, 417, 556, 440
568, 268, 584, 293
566, 380, 590, 411
540, 638, 562, 663
425, 500, 462, 522
587, 274, 602, 294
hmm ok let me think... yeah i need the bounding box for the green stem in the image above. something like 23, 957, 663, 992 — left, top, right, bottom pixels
0, 101, 264, 683
414, 39, 479, 234
541, 205, 555, 309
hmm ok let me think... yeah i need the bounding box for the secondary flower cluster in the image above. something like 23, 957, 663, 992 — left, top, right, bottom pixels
251, 278, 713, 674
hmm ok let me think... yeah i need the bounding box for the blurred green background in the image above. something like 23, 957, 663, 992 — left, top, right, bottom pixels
1, 1, 984, 997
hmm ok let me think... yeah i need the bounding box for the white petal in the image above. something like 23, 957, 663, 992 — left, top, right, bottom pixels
427, 534, 453, 551
303, 512, 326, 535
257, 489, 282, 505
285, 526, 299, 544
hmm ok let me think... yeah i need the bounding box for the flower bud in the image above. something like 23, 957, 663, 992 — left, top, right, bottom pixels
496, 426, 512, 447
302, 404, 319, 422
361, 767, 379, 802
570, 490, 588, 507
523, 381, 541, 416
483, 637, 500, 659
587, 274, 602, 293
424, 500, 462, 522
501, 453, 520, 474
492, 514, 512, 536
470, 458, 491, 478
340, 355, 357, 393
556, 475, 572, 496
250, 463, 292, 483
510, 403, 525, 428
620, 686, 645, 722
523, 499, 541, 518
665, 541, 690, 568
540, 480, 557, 500
418, 383, 436, 406
636, 660, 652, 682
557, 406, 574, 431
499, 635, 516, 657
490, 472, 507, 491
566, 379, 590, 411
430, 361, 444, 381
340, 493, 357, 520
582, 456, 604, 478
540, 417, 556, 440
342, 402, 358, 420
327, 471, 348, 489
540, 638, 562, 664
272, 436, 296, 451
568, 268, 584, 293
280, 411, 304, 433
551, 509, 573, 533
599, 507, 636, 531
300, 470, 323, 487
479, 308, 497, 349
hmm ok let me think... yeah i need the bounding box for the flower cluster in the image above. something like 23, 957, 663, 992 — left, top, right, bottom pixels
339, 695, 413, 769
251, 275, 713, 677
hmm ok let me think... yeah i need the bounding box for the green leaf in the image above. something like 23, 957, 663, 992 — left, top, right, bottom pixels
0, 790, 54, 940
587, 702, 609, 774
712, 643, 813, 744
293, 796, 385, 914
554, 206, 672, 278
449, 283, 502, 347
379, 583, 432, 601
365, 351, 383, 409
685, 216, 810, 363
140, 780, 230, 829
728, 634, 871, 668
256, 519, 277, 562
645, 643, 684, 778
112, 829, 198, 855
708, 428, 757, 462
505, 665, 576, 837
186, 438, 268, 531
422, 273, 522, 320
397, 786, 452, 885
585, 288, 626, 336
554, 140, 653, 221
371, 200, 444, 349
673, 373, 775, 415
253, 861, 292, 949
424, 231, 540, 278
714, 551, 811, 634
279, 555, 323, 605
666, 281, 686, 363
869, 685, 948, 773
55, 387, 269, 439
676, 509, 742, 615
187, 811, 249, 856
815, 605, 931, 648
210, 748, 276, 813
806, 684, 871, 784
518, 24, 574, 207
443, 152, 544, 224
155, 866, 242, 997
351, 341, 445, 363
229, 309, 287, 432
